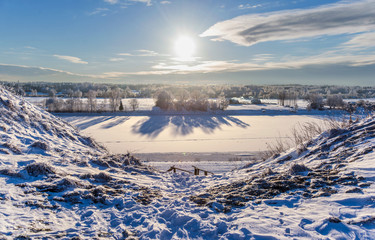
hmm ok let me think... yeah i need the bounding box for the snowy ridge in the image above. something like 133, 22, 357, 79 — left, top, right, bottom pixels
191, 116, 375, 239
0, 86, 105, 156
0, 87, 158, 239
0, 86, 374, 239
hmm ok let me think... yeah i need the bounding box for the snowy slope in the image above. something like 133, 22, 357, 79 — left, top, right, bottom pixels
0, 86, 106, 157
0, 86, 374, 239
191, 116, 375, 239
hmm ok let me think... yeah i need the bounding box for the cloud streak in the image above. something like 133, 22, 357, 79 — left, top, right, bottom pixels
104, 0, 152, 6
201, 0, 375, 46
117, 49, 163, 57
53, 55, 88, 64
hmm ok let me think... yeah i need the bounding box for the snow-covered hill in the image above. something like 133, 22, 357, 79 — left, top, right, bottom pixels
191, 116, 375, 239
0, 85, 374, 239
0, 86, 106, 157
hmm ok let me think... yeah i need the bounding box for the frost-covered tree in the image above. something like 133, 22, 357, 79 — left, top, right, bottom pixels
87, 90, 97, 112
109, 88, 122, 112
305, 93, 324, 110
129, 98, 139, 111
326, 94, 344, 109
218, 93, 229, 110
155, 90, 173, 110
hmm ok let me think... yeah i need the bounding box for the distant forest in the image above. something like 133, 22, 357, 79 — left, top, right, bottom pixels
1, 81, 374, 99
1, 81, 374, 113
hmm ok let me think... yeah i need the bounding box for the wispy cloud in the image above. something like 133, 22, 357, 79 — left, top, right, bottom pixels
88, 8, 109, 16
116, 49, 162, 57
201, 0, 375, 46
342, 31, 375, 49
104, 0, 152, 6
0, 63, 91, 78
251, 54, 274, 62
24, 46, 37, 50
160, 1, 171, 4
136, 49, 159, 56
117, 53, 133, 56
131, 0, 152, 6
109, 57, 126, 62
238, 4, 261, 10
104, 0, 118, 4
148, 51, 375, 75
53, 55, 88, 64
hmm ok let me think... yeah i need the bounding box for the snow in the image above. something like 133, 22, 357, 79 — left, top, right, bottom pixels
1, 87, 375, 239
58, 112, 338, 155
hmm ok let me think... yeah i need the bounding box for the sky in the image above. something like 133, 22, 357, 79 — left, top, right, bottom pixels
1, 0, 375, 86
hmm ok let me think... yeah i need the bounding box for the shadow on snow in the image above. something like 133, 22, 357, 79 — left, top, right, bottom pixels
67, 116, 130, 130
132, 115, 249, 138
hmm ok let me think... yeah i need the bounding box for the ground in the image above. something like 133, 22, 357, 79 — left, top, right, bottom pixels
0, 89, 373, 239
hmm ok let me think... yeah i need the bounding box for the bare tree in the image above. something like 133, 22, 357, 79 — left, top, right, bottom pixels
155, 90, 173, 110
278, 91, 287, 106
87, 90, 97, 112
129, 98, 139, 111
326, 94, 344, 109
109, 88, 122, 112
305, 93, 324, 110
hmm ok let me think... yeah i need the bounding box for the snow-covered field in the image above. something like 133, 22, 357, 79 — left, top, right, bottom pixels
2, 90, 374, 239
56, 99, 346, 173
56, 98, 345, 154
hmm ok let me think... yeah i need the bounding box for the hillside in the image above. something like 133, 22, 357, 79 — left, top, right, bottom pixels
0, 86, 374, 239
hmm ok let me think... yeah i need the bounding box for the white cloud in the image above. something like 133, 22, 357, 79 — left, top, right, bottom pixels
160, 1, 171, 4
104, 0, 118, 4
104, 0, 152, 6
201, 0, 375, 46
88, 8, 109, 16
116, 50, 161, 57
251, 54, 274, 62
24, 46, 37, 50
53, 55, 88, 64
0, 63, 91, 78
131, 0, 152, 6
238, 4, 261, 10
148, 50, 375, 75
117, 53, 133, 56
343, 31, 375, 49
109, 57, 126, 62
137, 49, 159, 56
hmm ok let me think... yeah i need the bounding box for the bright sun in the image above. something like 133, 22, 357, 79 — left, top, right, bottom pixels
174, 36, 195, 61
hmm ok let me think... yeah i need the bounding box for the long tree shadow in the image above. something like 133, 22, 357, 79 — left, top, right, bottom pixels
100, 116, 129, 129
132, 115, 249, 138
66, 116, 130, 130
69, 116, 114, 130
132, 116, 171, 138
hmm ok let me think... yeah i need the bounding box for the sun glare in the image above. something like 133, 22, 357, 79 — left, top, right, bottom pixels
174, 36, 195, 61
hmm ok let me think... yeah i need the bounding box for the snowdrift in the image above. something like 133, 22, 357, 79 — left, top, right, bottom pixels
0, 85, 374, 239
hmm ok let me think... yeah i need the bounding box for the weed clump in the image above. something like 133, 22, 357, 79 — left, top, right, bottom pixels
30, 141, 50, 151
25, 162, 56, 177
289, 163, 310, 175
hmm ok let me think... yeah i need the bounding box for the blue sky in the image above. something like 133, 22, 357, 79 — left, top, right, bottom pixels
1, 0, 375, 85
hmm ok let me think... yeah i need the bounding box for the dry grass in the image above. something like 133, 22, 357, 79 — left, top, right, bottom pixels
261, 114, 354, 160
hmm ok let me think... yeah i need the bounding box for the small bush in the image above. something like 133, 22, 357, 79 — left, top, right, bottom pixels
25, 162, 56, 177
94, 172, 112, 182
289, 164, 310, 174
30, 141, 50, 151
